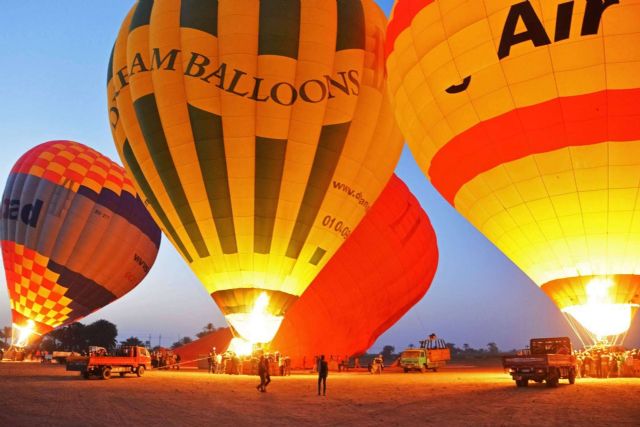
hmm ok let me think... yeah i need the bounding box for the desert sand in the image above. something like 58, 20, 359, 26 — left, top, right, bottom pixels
1, 362, 638, 426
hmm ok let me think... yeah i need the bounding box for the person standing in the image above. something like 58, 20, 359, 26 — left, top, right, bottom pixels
278, 353, 285, 376
318, 355, 328, 396
211, 348, 218, 374
257, 355, 267, 392
263, 356, 271, 391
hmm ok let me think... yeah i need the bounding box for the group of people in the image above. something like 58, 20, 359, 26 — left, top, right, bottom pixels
151, 350, 181, 370
207, 347, 293, 378
574, 348, 640, 378
207, 348, 243, 375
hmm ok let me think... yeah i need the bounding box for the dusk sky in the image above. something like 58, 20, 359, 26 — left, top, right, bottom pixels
1, 1, 638, 352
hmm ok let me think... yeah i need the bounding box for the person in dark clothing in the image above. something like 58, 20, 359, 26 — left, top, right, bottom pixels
257, 355, 267, 392
318, 354, 328, 396
208, 351, 214, 374
263, 356, 271, 391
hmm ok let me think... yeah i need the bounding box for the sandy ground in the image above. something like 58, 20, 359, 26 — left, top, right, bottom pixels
1, 362, 638, 427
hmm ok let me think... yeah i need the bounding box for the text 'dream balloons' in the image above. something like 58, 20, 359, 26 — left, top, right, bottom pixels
386, 0, 640, 344
272, 175, 438, 361
1, 141, 161, 343
108, 0, 403, 343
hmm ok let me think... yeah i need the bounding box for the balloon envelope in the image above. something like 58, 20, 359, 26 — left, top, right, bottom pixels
386, 0, 640, 343
1, 141, 161, 341
272, 174, 438, 361
108, 0, 403, 342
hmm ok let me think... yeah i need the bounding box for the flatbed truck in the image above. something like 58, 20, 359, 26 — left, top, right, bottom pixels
503, 337, 577, 388
67, 346, 151, 380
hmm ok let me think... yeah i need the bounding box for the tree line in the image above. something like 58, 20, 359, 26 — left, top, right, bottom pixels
0, 321, 223, 352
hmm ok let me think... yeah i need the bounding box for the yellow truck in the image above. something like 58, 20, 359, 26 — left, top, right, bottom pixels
400, 337, 451, 372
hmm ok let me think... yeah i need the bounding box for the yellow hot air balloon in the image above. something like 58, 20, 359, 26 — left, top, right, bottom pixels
386, 0, 640, 345
108, 0, 402, 343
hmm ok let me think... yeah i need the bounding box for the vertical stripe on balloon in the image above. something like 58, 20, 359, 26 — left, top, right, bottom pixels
255, 137, 287, 254
189, 104, 238, 255
258, 0, 301, 59
122, 140, 193, 263
286, 122, 351, 259
133, 93, 210, 258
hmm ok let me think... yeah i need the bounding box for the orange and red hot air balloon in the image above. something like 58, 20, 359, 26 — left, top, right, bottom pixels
386, 0, 640, 345
1, 141, 161, 346
108, 0, 403, 344
272, 174, 438, 362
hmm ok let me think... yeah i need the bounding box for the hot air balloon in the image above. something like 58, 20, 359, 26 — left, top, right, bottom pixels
385, 0, 640, 345
173, 175, 438, 366
1, 141, 161, 346
108, 0, 403, 344
271, 174, 438, 363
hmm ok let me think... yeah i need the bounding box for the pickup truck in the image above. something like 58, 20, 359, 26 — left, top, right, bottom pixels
400, 338, 451, 372
503, 337, 577, 387
67, 346, 151, 380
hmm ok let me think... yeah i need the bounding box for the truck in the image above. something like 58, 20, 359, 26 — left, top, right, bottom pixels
66, 346, 151, 380
502, 337, 577, 388
400, 337, 451, 372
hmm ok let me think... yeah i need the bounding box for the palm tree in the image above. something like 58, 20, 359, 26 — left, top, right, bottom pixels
382, 345, 396, 359
2, 326, 11, 346
196, 323, 217, 338
121, 336, 144, 346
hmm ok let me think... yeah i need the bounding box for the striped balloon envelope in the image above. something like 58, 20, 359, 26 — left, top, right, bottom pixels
1, 141, 161, 343
107, 0, 403, 343
385, 0, 640, 344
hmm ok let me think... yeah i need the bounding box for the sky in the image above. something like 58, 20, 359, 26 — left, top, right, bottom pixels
0, 1, 638, 352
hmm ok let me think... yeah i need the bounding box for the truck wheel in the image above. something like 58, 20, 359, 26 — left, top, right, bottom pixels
431, 367, 438, 372
119, 372, 126, 377
420, 365, 427, 373
101, 367, 112, 380
568, 369, 576, 385
516, 379, 528, 387
403, 368, 409, 373
136, 365, 145, 377
81, 370, 90, 379
546, 377, 558, 387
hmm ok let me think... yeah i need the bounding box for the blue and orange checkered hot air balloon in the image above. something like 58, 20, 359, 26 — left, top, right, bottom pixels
1, 141, 161, 345
107, 0, 403, 344
386, 0, 640, 345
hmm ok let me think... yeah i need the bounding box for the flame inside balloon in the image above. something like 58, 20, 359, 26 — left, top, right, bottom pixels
563, 278, 639, 339
226, 292, 283, 344
227, 337, 254, 357
13, 319, 36, 348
